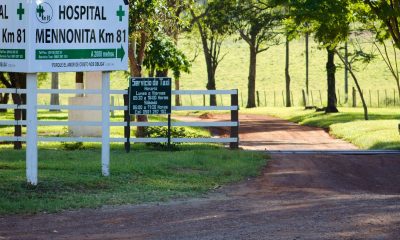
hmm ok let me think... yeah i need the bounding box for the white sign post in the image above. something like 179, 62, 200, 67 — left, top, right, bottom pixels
0, 0, 129, 185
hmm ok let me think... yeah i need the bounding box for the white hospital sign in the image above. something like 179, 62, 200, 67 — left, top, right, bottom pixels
0, 0, 128, 73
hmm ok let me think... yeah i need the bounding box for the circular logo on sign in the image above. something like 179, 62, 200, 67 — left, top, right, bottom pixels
36, 2, 53, 23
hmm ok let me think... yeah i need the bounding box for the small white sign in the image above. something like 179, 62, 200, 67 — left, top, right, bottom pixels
0, 0, 129, 73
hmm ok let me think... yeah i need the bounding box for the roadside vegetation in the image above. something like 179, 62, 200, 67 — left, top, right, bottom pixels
0, 144, 266, 215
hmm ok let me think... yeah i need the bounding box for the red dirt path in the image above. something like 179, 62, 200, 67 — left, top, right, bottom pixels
174, 114, 357, 150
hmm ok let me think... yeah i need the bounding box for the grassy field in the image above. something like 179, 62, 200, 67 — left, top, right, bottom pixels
0, 144, 266, 215
24, 35, 400, 108
241, 107, 400, 150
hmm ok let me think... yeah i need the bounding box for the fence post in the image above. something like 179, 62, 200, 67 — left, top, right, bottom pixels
377, 90, 380, 108
26, 73, 38, 186
123, 93, 130, 153
302, 89, 307, 106
230, 90, 239, 149
256, 91, 260, 107
311, 91, 314, 105
352, 87, 356, 108
384, 89, 388, 107
101, 72, 111, 177
203, 94, 206, 107
290, 91, 294, 106
319, 90, 323, 106
264, 90, 267, 106
369, 90, 372, 107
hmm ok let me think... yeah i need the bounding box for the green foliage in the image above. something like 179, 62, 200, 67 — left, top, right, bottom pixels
61, 142, 85, 151
144, 34, 191, 78
289, 0, 352, 48
145, 126, 207, 148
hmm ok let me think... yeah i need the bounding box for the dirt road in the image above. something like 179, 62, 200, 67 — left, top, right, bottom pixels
1, 115, 399, 240
173, 114, 357, 151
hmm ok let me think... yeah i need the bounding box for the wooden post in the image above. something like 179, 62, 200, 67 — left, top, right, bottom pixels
203, 94, 206, 106
319, 90, 323, 106
26, 73, 38, 186
302, 89, 307, 106
264, 90, 267, 106
256, 91, 260, 107
352, 87, 356, 108
167, 114, 172, 148
230, 90, 239, 149
378, 90, 380, 108
385, 89, 388, 107
123, 94, 130, 153
291, 91, 294, 106
101, 72, 110, 177
311, 91, 314, 105
369, 90, 372, 107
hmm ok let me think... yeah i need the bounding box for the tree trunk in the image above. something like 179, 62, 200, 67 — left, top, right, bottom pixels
128, 34, 149, 138
50, 73, 60, 112
201, 37, 217, 106
175, 78, 181, 106
247, 43, 257, 108
8, 73, 26, 150
285, 37, 291, 107
0, 93, 9, 112
344, 42, 349, 103
305, 32, 309, 96
325, 48, 339, 113
335, 50, 368, 120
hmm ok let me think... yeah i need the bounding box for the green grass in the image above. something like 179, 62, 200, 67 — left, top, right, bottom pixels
241, 107, 400, 150
0, 145, 266, 215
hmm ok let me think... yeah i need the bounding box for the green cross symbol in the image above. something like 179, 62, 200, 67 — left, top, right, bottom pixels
17, 3, 25, 20
36, 5, 45, 18
116, 5, 125, 22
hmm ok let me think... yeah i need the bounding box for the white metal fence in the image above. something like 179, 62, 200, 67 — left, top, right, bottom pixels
0, 73, 239, 185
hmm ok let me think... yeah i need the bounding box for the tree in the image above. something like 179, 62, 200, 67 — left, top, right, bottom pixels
144, 34, 191, 80
128, 0, 165, 137
363, 0, 400, 48
0, 72, 26, 149
359, 0, 400, 96
335, 38, 374, 120
290, 0, 351, 113
233, 0, 281, 108
190, 0, 232, 106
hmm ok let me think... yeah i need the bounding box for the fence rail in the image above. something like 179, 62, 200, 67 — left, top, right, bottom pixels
0, 88, 239, 145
